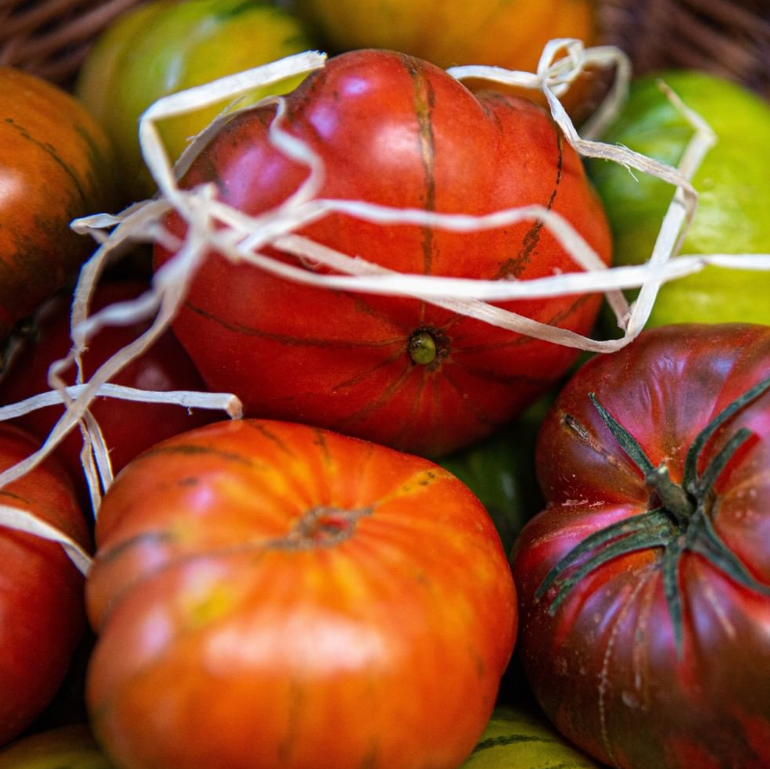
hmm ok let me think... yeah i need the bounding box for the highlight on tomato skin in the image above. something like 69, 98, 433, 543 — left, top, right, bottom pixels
153, 48, 612, 459
84, 418, 518, 769
511, 323, 770, 769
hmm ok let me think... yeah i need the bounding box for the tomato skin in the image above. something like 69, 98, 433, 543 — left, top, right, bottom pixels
460, 705, 602, 768
86, 418, 517, 769
155, 49, 611, 458
511, 324, 770, 769
0, 281, 214, 507
0, 724, 113, 769
0, 425, 90, 747
293, 0, 600, 118
0, 67, 117, 343
588, 71, 770, 328
76, 0, 313, 202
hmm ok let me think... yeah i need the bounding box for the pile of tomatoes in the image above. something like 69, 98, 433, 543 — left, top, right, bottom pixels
1, 1, 769, 768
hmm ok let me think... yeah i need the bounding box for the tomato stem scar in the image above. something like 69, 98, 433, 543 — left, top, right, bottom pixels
538, 375, 770, 658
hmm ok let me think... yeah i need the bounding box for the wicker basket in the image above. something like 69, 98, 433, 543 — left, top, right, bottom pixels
0, 0, 145, 84
599, 0, 770, 100
1, 0, 769, 99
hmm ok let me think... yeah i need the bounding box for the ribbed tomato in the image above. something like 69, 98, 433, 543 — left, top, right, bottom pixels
0, 281, 214, 507
154, 49, 611, 457
85, 419, 517, 769
512, 324, 770, 769
0, 424, 90, 747
0, 67, 117, 345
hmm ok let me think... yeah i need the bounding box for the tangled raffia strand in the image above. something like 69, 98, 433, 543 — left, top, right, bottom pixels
1, 41, 770, 573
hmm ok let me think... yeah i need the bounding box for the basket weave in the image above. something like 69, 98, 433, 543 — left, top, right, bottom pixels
0, 0, 144, 83
599, 0, 770, 99
1, 0, 769, 98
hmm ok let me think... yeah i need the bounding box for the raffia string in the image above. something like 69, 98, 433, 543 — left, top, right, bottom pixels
2, 42, 769, 573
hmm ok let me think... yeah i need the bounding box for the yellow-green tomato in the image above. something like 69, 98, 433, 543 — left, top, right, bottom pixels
0, 725, 114, 769
460, 706, 602, 768
589, 71, 770, 328
76, 0, 313, 202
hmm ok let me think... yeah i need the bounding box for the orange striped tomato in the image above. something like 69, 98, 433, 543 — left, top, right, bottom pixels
0, 67, 117, 345
85, 419, 518, 769
154, 49, 612, 457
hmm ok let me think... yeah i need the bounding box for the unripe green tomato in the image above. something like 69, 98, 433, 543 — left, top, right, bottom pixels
0, 725, 113, 769
460, 706, 602, 768
76, 0, 313, 203
588, 71, 770, 327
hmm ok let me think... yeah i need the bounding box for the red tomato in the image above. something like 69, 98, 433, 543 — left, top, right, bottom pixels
85, 419, 518, 769
0, 281, 215, 507
0, 424, 90, 746
0, 67, 117, 344
511, 324, 770, 769
154, 49, 611, 457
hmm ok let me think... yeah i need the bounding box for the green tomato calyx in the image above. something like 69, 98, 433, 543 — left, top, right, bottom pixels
536, 377, 770, 657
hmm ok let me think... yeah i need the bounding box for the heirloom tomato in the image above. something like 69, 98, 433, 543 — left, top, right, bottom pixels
589, 70, 770, 328
461, 705, 602, 768
85, 419, 518, 769
154, 49, 612, 457
76, 0, 313, 202
0, 724, 113, 769
0, 424, 90, 747
293, 0, 601, 117
0, 281, 214, 507
512, 323, 770, 769
0, 67, 117, 345
439, 395, 550, 554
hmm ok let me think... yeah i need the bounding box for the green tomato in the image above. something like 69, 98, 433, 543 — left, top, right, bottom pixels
439, 396, 549, 556
461, 706, 602, 768
76, 0, 312, 202
588, 71, 770, 327
0, 725, 114, 769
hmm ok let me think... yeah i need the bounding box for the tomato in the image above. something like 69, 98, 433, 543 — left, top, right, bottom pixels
154, 49, 612, 458
0, 424, 90, 747
439, 396, 550, 554
85, 418, 517, 769
588, 71, 770, 328
76, 0, 313, 202
0, 724, 113, 769
511, 323, 770, 768
293, 0, 601, 117
0, 67, 117, 346
461, 705, 602, 768
0, 281, 214, 508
